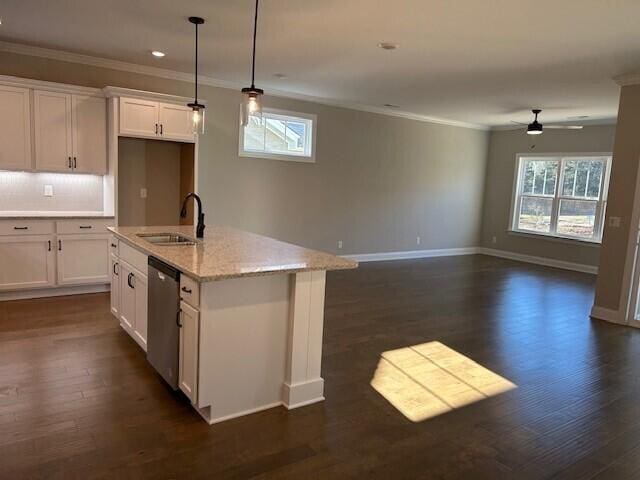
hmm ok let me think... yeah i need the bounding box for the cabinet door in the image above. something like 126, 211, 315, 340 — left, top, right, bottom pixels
72, 95, 107, 174
34, 90, 73, 172
179, 301, 199, 403
119, 97, 159, 138
0, 85, 32, 171
0, 235, 55, 291
119, 260, 135, 334
110, 253, 120, 318
133, 272, 148, 350
57, 234, 109, 285
158, 103, 195, 143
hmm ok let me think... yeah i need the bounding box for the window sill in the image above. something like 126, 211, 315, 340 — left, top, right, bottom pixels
239, 150, 315, 163
507, 229, 601, 247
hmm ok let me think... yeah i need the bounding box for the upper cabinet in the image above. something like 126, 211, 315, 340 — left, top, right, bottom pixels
119, 97, 195, 143
0, 85, 32, 171
34, 90, 107, 175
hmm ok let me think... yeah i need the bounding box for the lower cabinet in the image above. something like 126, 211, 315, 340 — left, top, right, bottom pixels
109, 253, 120, 317
119, 259, 148, 351
57, 234, 109, 285
179, 300, 200, 403
0, 235, 56, 290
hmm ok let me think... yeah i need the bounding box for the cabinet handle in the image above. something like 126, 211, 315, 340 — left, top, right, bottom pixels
176, 309, 182, 328
58, 240, 62, 251
73, 157, 77, 169
48, 240, 51, 251
181, 286, 192, 294
79, 225, 93, 229
160, 124, 163, 135
155, 123, 158, 135
111, 243, 117, 248
13, 226, 28, 230
68, 157, 72, 168
127, 272, 134, 289
113, 262, 119, 276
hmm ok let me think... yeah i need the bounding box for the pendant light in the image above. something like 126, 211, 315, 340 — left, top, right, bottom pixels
241, 0, 264, 126
188, 16, 205, 135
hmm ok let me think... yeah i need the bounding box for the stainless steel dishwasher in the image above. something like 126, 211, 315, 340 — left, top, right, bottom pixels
147, 256, 181, 389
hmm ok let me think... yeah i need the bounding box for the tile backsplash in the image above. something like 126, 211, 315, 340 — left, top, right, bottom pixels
0, 171, 104, 212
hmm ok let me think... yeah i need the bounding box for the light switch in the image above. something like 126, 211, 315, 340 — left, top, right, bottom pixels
44, 185, 53, 197
140, 188, 147, 199
609, 216, 621, 228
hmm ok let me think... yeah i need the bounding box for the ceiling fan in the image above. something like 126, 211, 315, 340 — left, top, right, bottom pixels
512, 109, 584, 135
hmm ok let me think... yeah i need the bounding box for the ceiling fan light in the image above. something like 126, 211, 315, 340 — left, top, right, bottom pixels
527, 122, 543, 135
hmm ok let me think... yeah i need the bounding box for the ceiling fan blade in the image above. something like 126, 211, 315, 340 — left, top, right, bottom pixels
510, 120, 528, 126
545, 125, 583, 130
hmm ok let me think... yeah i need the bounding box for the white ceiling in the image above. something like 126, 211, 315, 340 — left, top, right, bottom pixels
1, 0, 639, 127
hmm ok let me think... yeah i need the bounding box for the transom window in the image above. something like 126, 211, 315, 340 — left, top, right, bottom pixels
239, 108, 316, 163
510, 154, 612, 242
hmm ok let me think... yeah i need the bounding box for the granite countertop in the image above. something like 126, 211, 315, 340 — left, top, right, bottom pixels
108, 225, 358, 282
0, 211, 114, 219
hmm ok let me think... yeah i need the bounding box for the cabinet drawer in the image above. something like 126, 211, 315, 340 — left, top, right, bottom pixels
0, 220, 55, 236
56, 219, 113, 234
119, 241, 148, 275
180, 275, 199, 309
109, 235, 119, 255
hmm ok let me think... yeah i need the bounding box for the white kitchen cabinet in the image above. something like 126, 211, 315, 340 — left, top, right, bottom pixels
119, 97, 195, 143
179, 300, 200, 403
71, 95, 107, 174
34, 90, 73, 172
0, 85, 32, 171
119, 97, 160, 138
34, 90, 107, 174
119, 259, 148, 351
159, 103, 194, 142
110, 253, 120, 318
0, 235, 56, 291
56, 234, 109, 285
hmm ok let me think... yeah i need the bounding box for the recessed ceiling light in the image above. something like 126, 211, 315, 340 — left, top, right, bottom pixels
151, 50, 165, 58
378, 42, 398, 50
273, 73, 287, 79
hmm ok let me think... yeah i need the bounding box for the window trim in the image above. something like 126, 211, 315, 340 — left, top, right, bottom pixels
238, 107, 317, 163
508, 152, 612, 244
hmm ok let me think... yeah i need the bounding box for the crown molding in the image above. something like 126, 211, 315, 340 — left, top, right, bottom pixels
0, 40, 488, 131
614, 72, 640, 86
0, 73, 103, 96
102, 86, 204, 105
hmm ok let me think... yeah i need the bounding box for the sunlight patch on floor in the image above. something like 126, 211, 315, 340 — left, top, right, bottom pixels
370, 341, 516, 422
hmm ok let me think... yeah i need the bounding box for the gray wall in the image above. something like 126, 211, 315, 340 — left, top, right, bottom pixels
481, 125, 617, 267
1, 50, 490, 254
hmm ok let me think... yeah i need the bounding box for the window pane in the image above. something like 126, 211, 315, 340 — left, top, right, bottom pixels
561, 159, 604, 199
557, 199, 597, 238
518, 197, 553, 233
285, 121, 306, 153
243, 115, 265, 151
265, 118, 287, 153
522, 159, 557, 196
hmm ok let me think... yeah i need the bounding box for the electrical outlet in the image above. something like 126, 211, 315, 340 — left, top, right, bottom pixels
140, 188, 148, 199
416, 236, 421, 245
338, 240, 343, 249
492, 236, 497, 244
43, 185, 53, 197
609, 216, 621, 228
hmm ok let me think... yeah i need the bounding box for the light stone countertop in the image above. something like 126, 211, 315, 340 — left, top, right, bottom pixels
0, 211, 114, 219
108, 225, 358, 282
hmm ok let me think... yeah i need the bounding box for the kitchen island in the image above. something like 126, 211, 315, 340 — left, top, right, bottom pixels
107, 225, 357, 424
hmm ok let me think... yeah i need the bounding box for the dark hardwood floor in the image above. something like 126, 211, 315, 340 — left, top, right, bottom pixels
1, 254, 639, 479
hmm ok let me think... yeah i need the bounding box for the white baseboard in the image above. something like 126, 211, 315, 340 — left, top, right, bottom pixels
282, 378, 325, 409
196, 401, 284, 425
343, 247, 480, 262
0, 284, 110, 301
590, 305, 624, 324
478, 247, 598, 274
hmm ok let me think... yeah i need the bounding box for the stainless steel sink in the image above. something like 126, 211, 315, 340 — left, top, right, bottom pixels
137, 233, 197, 246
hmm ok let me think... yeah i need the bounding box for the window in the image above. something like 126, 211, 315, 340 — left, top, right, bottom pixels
239, 108, 316, 162
510, 154, 611, 242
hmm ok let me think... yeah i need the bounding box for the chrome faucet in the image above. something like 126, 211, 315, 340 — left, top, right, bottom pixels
180, 193, 205, 238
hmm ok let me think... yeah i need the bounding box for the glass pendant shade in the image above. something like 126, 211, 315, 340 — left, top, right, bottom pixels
240, 87, 264, 126
189, 103, 205, 135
